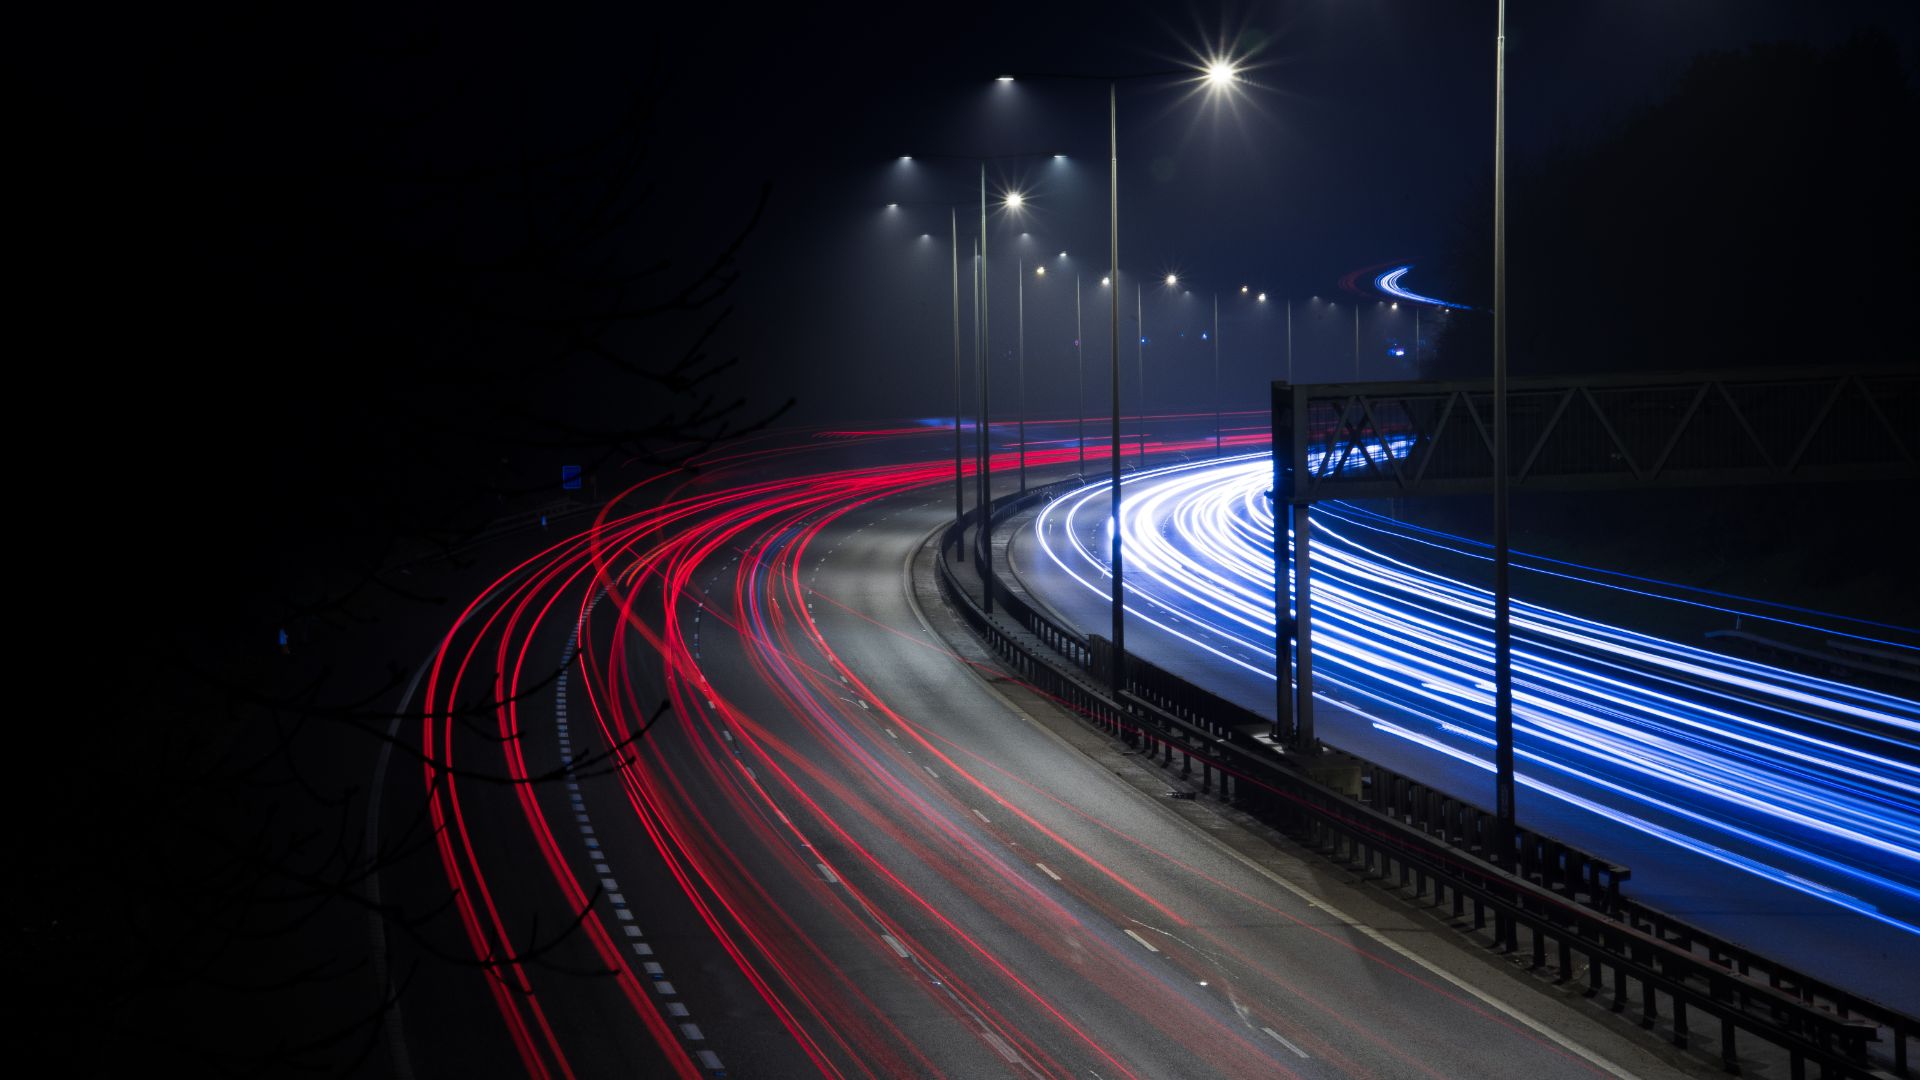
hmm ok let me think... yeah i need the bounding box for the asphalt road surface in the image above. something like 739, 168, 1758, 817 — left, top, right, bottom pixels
377, 422, 1721, 1078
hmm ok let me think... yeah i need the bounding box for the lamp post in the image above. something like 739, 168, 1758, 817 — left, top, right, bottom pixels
1031, 255, 1081, 480
1137, 272, 1188, 463
1137, 280, 1146, 464
999, 58, 1243, 693
952, 209, 962, 542
1216, 284, 1271, 452
1492, 0, 1515, 883
1017, 253, 1026, 492
881, 199, 975, 556
1000, 191, 1034, 494
1177, 279, 1264, 458
978, 164, 991, 603
1076, 270, 1085, 474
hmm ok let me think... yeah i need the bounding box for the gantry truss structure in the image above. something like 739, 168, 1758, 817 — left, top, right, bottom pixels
1269, 364, 1917, 750
1279, 366, 1917, 502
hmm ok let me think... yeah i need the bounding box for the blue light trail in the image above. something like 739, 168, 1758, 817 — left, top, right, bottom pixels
1375, 265, 1474, 309
1034, 456, 1920, 936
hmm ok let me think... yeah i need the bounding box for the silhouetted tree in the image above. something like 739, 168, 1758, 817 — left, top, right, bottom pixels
19, 6, 787, 1073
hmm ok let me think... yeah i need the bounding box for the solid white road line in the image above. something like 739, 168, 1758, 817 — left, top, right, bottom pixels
1263, 1026, 1311, 1059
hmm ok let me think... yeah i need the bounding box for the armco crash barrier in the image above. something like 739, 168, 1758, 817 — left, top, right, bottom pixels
936, 475, 1913, 1080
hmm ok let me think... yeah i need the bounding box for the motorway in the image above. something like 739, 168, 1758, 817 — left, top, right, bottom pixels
376, 423, 1707, 1078
1015, 453, 1920, 1016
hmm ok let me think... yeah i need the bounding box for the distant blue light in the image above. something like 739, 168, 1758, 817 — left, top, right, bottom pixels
1376, 265, 1472, 310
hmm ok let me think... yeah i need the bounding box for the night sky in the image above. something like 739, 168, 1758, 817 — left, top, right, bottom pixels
640, 0, 1919, 419
15, 2, 1918, 1073
22, 0, 1917, 428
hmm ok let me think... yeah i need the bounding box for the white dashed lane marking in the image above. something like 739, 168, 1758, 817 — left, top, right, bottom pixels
559, 609, 724, 1075
1263, 1027, 1311, 1059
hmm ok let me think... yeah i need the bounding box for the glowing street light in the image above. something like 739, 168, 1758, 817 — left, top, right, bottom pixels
990, 57, 1244, 692
1204, 57, 1240, 89
892, 151, 1065, 600
1164, 273, 1178, 286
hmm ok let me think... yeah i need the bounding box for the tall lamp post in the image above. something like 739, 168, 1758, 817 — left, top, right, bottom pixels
1492, 0, 1516, 887
1075, 269, 1085, 474
952, 210, 962, 543
998, 59, 1242, 692
1016, 251, 1027, 492
1137, 281, 1147, 464
1178, 280, 1270, 457
1204, 284, 1268, 456
1027, 258, 1079, 484
881, 199, 975, 557
893, 152, 1060, 605
978, 166, 992, 596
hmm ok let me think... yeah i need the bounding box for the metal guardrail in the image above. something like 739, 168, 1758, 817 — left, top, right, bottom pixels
938, 478, 1915, 1079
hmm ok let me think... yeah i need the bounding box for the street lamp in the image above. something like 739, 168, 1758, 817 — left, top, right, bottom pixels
1492, 0, 1515, 884
1166, 273, 1268, 457
1213, 291, 1221, 454
880, 199, 973, 557
1028, 253, 1084, 478
998, 60, 1245, 692
1007, 191, 1030, 493
1075, 266, 1085, 475
891, 152, 1063, 602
